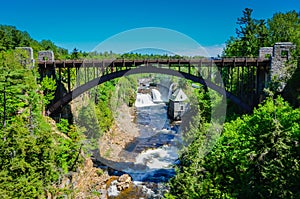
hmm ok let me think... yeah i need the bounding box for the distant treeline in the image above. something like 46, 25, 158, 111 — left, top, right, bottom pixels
0, 25, 206, 61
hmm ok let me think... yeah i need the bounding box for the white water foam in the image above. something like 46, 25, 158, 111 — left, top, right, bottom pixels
152, 88, 164, 103
134, 145, 178, 169
168, 83, 175, 100
135, 93, 154, 107
107, 180, 120, 197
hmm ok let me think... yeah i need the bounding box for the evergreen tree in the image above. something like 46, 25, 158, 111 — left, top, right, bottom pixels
224, 8, 300, 57
168, 97, 300, 198
0, 46, 84, 198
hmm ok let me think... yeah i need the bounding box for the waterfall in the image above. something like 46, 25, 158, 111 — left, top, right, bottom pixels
168, 83, 175, 100
135, 89, 164, 107
152, 89, 163, 103
135, 93, 154, 107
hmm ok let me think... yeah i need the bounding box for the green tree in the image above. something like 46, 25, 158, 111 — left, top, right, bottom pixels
40, 75, 57, 107
0, 25, 69, 59
95, 81, 116, 132
224, 8, 269, 57
39, 39, 68, 59
169, 97, 300, 198
0, 47, 84, 198
224, 9, 300, 57
268, 11, 300, 54
0, 51, 28, 128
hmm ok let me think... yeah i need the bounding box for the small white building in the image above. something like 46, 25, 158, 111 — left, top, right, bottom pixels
168, 88, 188, 120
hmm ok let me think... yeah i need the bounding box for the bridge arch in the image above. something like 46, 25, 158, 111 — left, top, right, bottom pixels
46, 65, 251, 115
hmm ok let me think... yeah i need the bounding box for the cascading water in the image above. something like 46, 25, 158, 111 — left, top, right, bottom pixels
135, 93, 154, 107
152, 88, 164, 103
108, 87, 182, 198
168, 83, 175, 100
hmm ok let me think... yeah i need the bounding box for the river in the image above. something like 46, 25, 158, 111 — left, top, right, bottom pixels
107, 88, 183, 198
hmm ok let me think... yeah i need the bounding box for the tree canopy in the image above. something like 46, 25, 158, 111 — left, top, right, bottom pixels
168, 8, 300, 199
0, 46, 84, 198
0, 25, 68, 59
223, 8, 300, 57
168, 97, 300, 198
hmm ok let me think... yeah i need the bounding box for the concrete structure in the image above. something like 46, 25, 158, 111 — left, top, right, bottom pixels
168, 89, 188, 120
15, 47, 34, 67
259, 47, 273, 59
38, 50, 54, 61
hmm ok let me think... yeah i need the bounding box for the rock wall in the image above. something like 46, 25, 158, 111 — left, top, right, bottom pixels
259, 42, 296, 92
271, 42, 296, 92
259, 47, 273, 59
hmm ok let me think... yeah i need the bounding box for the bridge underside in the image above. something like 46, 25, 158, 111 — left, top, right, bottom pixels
38, 58, 271, 115
46, 66, 252, 115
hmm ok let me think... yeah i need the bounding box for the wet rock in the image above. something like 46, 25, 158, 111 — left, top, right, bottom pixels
98, 189, 108, 199
116, 174, 132, 191
107, 180, 120, 197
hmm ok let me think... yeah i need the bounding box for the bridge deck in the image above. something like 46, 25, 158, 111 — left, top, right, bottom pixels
39, 57, 272, 115
38, 58, 271, 68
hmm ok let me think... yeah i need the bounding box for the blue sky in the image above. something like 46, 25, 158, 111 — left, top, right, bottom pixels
0, 0, 299, 56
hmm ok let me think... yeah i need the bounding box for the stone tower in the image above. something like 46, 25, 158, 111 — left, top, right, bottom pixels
271, 42, 296, 91
259, 42, 296, 92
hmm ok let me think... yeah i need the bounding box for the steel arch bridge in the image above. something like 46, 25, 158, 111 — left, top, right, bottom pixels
38, 58, 271, 115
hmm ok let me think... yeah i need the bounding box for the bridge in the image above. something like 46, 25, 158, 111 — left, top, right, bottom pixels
34, 42, 295, 116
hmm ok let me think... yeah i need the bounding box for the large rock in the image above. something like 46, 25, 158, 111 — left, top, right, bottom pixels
116, 174, 132, 191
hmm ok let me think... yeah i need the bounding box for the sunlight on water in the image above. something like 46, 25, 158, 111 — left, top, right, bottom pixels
135, 145, 178, 169
152, 88, 164, 103
134, 93, 154, 107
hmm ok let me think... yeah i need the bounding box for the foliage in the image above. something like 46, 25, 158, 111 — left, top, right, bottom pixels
282, 60, 300, 107
224, 8, 269, 57
224, 8, 300, 57
79, 76, 138, 139
189, 85, 211, 122
169, 97, 300, 198
56, 118, 70, 134
0, 50, 36, 128
0, 25, 68, 59
120, 52, 185, 59
0, 49, 84, 198
268, 11, 300, 54
77, 100, 102, 139
41, 75, 57, 106
115, 76, 138, 107
95, 81, 116, 132
0, 25, 32, 52
39, 39, 69, 59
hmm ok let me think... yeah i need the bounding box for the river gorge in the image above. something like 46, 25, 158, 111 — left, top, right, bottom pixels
98, 79, 187, 198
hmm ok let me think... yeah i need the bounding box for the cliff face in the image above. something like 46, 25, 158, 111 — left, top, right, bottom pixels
69, 158, 110, 199
47, 158, 110, 199
98, 103, 139, 163
59, 103, 137, 199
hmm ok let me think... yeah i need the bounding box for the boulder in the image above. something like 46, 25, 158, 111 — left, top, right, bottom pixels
116, 174, 132, 191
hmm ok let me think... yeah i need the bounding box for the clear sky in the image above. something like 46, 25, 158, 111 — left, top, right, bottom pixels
0, 0, 299, 56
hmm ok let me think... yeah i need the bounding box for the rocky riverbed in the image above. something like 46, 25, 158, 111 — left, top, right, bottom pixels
50, 102, 140, 199
66, 85, 183, 198
98, 103, 140, 163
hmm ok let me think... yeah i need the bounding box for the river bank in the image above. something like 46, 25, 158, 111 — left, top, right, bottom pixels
98, 103, 140, 163
52, 103, 140, 198
67, 82, 182, 198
